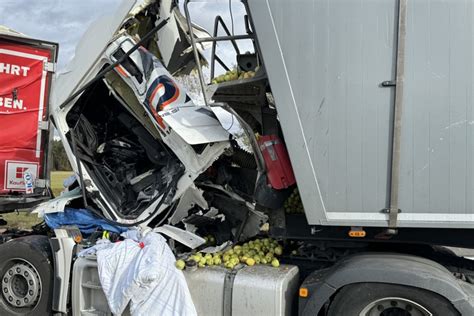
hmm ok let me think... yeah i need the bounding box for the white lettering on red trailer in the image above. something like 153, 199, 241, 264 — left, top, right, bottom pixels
0, 63, 30, 76
0, 97, 25, 110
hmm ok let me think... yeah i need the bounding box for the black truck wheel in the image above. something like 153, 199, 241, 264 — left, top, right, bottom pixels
327, 283, 459, 316
0, 236, 53, 316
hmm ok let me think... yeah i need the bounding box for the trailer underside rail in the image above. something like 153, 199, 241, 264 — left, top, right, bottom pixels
277, 215, 474, 250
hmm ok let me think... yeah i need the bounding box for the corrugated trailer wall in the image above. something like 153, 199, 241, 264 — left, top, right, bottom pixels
398, 0, 474, 225
249, 0, 474, 228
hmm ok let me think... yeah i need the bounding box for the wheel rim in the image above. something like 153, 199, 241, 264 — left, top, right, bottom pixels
1, 259, 41, 309
359, 297, 433, 316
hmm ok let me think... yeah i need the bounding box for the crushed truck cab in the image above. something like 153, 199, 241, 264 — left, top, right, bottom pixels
50, 33, 231, 226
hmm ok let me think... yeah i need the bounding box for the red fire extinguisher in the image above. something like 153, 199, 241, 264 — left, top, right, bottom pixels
258, 135, 296, 190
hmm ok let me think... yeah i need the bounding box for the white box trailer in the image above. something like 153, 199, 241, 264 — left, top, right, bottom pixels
249, 0, 474, 229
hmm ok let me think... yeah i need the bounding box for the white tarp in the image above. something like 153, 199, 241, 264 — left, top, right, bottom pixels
92, 231, 197, 316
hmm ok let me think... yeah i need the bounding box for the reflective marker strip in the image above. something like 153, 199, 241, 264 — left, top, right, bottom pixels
299, 288, 309, 298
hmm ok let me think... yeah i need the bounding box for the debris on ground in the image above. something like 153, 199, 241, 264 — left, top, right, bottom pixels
179, 237, 283, 270
211, 67, 258, 84
284, 188, 304, 214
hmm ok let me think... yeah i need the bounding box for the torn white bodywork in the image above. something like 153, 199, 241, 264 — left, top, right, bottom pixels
52, 0, 137, 110
199, 183, 268, 241
32, 188, 82, 216
161, 106, 230, 145
51, 9, 231, 227
169, 185, 208, 225
154, 0, 211, 74
153, 225, 206, 249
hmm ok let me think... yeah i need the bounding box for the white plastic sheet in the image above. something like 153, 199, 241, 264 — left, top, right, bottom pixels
95, 231, 197, 316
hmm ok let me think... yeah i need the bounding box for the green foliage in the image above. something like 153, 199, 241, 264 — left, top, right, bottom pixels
2, 212, 41, 230
51, 140, 71, 171
50, 171, 74, 197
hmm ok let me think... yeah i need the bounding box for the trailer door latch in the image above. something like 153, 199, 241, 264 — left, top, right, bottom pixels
44, 62, 56, 73
381, 80, 396, 87
38, 121, 49, 130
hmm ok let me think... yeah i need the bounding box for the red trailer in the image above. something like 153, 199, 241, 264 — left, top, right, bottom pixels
0, 27, 57, 212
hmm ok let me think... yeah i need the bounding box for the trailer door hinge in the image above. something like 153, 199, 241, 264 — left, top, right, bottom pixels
38, 121, 49, 130
35, 178, 47, 188
44, 62, 56, 73
381, 208, 401, 235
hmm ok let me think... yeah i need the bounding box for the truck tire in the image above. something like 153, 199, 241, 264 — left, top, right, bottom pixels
327, 283, 459, 316
0, 236, 54, 316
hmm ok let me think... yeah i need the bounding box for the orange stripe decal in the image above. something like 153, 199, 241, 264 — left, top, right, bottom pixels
115, 65, 129, 77
160, 86, 180, 110
148, 100, 166, 131
149, 83, 164, 107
